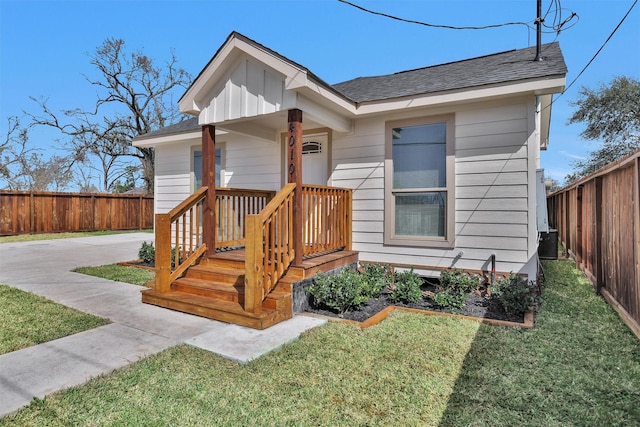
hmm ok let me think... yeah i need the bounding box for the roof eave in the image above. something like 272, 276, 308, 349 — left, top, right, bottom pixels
352, 75, 566, 116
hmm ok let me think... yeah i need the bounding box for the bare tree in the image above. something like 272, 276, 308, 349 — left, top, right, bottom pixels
27, 38, 191, 193
0, 116, 33, 189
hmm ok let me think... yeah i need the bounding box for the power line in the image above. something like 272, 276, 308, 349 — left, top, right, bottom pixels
338, 0, 532, 31
562, 0, 638, 95
339, 0, 578, 34
540, 0, 638, 113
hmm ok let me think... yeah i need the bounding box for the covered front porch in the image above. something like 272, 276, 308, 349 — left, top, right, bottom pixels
142, 109, 357, 329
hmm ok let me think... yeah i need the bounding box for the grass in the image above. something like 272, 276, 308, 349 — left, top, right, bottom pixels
73, 264, 155, 287
0, 229, 152, 244
2, 256, 639, 426
0, 285, 109, 355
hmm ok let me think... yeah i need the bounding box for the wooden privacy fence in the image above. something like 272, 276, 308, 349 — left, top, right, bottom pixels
547, 150, 640, 338
0, 190, 154, 236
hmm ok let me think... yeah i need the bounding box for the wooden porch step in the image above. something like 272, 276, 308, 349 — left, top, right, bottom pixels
172, 277, 290, 311
201, 251, 246, 269
141, 289, 291, 330
185, 265, 244, 285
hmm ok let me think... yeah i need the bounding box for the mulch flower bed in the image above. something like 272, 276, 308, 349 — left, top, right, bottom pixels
305, 282, 534, 328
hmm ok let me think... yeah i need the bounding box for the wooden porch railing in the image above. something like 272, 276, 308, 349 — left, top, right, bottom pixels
244, 183, 296, 313
302, 184, 352, 257
155, 186, 208, 293
216, 188, 275, 248
155, 183, 353, 314
243, 184, 352, 313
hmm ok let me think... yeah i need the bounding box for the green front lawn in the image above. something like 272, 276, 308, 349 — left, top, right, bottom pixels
1, 257, 639, 426
0, 285, 109, 355
73, 264, 154, 287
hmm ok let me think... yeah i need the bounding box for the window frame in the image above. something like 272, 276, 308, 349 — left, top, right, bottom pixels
192, 143, 225, 191
384, 114, 455, 248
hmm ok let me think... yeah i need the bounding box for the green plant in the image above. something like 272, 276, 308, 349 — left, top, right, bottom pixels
361, 263, 392, 298
308, 268, 369, 313
491, 272, 539, 315
440, 269, 481, 294
433, 289, 467, 310
138, 241, 155, 264
434, 269, 482, 310
388, 268, 423, 303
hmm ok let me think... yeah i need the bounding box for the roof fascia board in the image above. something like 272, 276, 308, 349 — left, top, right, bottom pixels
133, 130, 202, 148
133, 128, 231, 148
353, 77, 566, 116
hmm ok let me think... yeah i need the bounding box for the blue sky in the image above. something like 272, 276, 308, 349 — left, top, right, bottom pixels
1, 0, 638, 186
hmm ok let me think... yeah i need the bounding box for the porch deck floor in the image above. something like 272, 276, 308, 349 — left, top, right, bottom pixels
207, 248, 359, 279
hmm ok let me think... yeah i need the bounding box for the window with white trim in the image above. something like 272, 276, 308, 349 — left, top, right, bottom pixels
385, 115, 455, 247
194, 148, 222, 191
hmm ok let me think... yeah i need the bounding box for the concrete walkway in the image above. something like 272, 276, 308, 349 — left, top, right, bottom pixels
0, 233, 325, 417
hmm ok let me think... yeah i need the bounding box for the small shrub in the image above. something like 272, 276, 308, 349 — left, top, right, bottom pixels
388, 268, 423, 303
491, 272, 539, 315
138, 241, 155, 264
308, 268, 369, 313
440, 269, 481, 294
361, 263, 392, 298
434, 269, 482, 310
433, 289, 467, 310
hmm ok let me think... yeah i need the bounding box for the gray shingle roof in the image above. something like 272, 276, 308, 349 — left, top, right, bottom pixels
136, 117, 199, 140
138, 38, 566, 141
332, 42, 566, 103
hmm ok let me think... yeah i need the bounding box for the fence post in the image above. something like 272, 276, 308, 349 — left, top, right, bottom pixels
155, 214, 172, 293
346, 189, 353, 251
635, 158, 640, 300
594, 177, 604, 294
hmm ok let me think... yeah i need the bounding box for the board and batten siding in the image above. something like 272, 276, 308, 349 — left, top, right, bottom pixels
331, 100, 534, 276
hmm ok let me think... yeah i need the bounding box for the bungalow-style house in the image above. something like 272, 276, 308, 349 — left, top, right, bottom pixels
134, 32, 567, 329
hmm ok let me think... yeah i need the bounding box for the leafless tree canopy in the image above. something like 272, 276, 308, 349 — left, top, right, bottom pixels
26, 38, 191, 193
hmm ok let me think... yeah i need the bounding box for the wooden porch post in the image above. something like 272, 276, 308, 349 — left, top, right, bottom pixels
288, 109, 303, 266
202, 124, 216, 256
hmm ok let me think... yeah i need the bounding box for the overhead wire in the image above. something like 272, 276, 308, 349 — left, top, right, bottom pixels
561, 0, 637, 95
540, 0, 638, 112
338, 0, 578, 33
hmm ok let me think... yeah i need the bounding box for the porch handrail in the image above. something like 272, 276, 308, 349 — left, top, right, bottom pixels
301, 184, 352, 257
216, 187, 275, 248
155, 186, 208, 293
244, 183, 296, 313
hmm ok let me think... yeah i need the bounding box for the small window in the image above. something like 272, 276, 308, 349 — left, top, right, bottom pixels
302, 141, 322, 155
194, 148, 222, 190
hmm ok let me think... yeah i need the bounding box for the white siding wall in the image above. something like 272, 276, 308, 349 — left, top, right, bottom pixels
154, 139, 198, 214
154, 134, 282, 215
331, 98, 536, 276
224, 134, 281, 191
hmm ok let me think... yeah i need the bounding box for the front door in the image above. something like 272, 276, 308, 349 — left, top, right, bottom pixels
301, 134, 328, 185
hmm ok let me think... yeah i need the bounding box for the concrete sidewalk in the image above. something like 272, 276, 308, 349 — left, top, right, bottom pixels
0, 233, 325, 417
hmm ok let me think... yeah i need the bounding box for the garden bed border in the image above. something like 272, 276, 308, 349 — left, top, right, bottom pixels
117, 260, 156, 271
302, 305, 535, 329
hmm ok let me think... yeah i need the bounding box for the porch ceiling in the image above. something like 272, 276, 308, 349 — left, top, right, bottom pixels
209, 110, 333, 143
